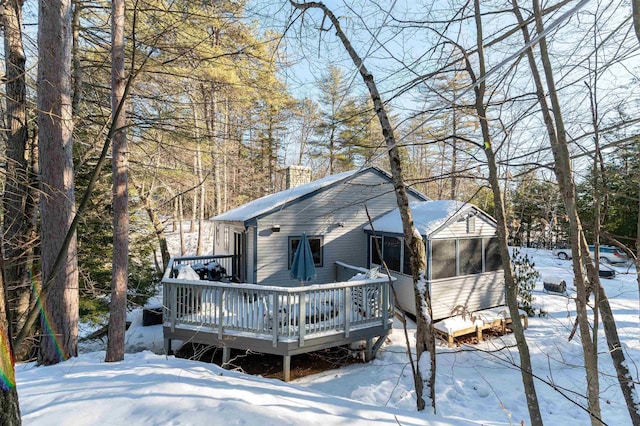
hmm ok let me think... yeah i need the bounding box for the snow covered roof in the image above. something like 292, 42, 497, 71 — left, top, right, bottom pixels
211, 169, 361, 223
365, 200, 481, 236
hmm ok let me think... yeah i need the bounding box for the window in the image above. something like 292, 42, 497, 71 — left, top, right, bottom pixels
402, 240, 412, 275
467, 215, 476, 233
459, 238, 483, 275
370, 236, 382, 266
383, 236, 402, 272
224, 227, 229, 250
216, 225, 220, 245
289, 236, 323, 268
431, 240, 456, 279
484, 237, 502, 271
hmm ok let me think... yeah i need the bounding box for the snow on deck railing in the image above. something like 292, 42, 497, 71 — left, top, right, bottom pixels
163, 257, 394, 348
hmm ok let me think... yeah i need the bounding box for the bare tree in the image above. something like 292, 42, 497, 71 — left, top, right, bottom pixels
514, 0, 640, 423
0, 255, 21, 425
106, 0, 128, 363
2, 0, 36, 359
37, 0, 79, 365
290, 1, 436, 412
460, 1, 543, 422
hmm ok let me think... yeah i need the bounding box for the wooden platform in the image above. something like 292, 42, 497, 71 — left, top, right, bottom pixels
434, 307, 528, 347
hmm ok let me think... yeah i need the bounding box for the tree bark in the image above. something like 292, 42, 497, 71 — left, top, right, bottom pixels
106, 0, 128, 363
2, 0, 36, 359
0, 255, 21, 425
37, 0, 79, 365
290, 0, 436, 412
633, 0, 640, 44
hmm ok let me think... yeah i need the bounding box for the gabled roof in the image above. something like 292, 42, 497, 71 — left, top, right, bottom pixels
211, 166, 427, 224
365, 200, 493, 236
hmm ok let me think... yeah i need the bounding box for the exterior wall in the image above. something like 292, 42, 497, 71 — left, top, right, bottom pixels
212, 221, 244, 256
390, 271, 505, 320
375, 208, 505, 320
430, 213, 496, 239
246, 226, 256, 283
254, 169, 425, 286
430, 272, 505, 320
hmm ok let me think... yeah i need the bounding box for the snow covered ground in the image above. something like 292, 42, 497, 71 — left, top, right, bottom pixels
14, 247, 640, 425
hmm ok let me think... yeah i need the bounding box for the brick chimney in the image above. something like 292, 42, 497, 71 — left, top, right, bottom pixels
285, 165, 311, 189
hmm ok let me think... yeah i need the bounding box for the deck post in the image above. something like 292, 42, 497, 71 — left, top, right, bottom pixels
381, 282, 389, 327
170, 284, 177, 333
164, 338, 172, 355
222, 346, 231, 368
344, 287, 351, 338
217, 287, 224, 340
365, 338, 373, 362
476, 326, 482, 342
272, 293, 279, 347
299, 292, 306, 347
283, 355, 291, 382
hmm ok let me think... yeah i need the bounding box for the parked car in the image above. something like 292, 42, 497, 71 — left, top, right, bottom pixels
553, 245, 629, 265
597, 262, 616, 279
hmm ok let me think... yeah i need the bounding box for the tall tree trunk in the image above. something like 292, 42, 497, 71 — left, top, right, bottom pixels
0, 255, 21, 425
290, 0, 436, 412
71, 0, 82, 115
514, 3, 601, 421
3, 0, 35, 359
196, 147, 205, 255
515, 1, 640, 423
467, 2, 543, 423
178, 195, 185, 255
37, 0, 79, 365
106, 0, 128, 363
633, 0, 640, 43
132, 178, 170, 272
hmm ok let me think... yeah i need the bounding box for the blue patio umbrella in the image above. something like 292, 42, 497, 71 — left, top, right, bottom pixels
290, 233, 316, 285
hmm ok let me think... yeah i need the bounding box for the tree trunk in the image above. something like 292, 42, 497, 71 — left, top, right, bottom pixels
178, 195, 185, 255
2, 0, 36, 360
71, 0, 82, 115
289, 0, 436, 412
633, 0, 640, 44
106, 0, 128, 363
37, 0, 79, 365
515, 1, 640, 423
0, 255, 21, 425
469, 2, 543, 423
136, 182, 170, 271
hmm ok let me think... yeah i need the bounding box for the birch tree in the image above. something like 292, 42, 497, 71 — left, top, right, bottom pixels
290, 1, 437, 412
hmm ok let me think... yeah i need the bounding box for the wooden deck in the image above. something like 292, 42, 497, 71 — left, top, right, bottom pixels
163, 256, 394, 381
434, 306, 529, 347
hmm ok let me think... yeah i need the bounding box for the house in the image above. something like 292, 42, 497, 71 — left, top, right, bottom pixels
364, 200, 505, 320
210, 166, 428, 285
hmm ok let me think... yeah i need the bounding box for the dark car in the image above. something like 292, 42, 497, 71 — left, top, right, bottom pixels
597, 262, 616, 279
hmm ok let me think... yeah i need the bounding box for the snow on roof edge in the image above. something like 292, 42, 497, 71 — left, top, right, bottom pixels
210, 168, 363, 223
364, 200, 481, 235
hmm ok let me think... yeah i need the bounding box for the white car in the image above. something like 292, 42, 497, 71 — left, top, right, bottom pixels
553, 245, 629, 265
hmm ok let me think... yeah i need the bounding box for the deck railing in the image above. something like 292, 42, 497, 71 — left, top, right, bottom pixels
163, 256, 394, 348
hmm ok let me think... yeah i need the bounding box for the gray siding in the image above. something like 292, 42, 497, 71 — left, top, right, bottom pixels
254, 169, 423, 286
389, 271, 505, 320
430, 272, 505, 320
246, 226, 256, 283
430, 213, 496, 240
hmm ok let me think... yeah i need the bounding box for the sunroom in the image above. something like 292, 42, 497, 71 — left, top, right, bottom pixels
365, 200, 505, 320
